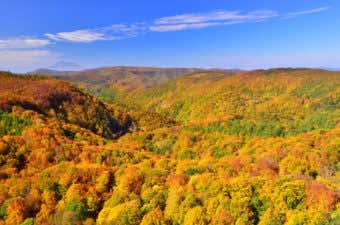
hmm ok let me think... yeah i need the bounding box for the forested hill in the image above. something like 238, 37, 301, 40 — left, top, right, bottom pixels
0, 71, 133, 138
0, 69, 338, 225
129, 68, 340, 136
31, 66, 203, 96
30, 66, 242, 102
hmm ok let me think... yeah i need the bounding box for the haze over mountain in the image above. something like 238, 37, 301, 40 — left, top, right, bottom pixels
30, 68, 77, 76
49, 61, 81, 71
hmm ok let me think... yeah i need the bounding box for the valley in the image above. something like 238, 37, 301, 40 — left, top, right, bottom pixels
0, 68, 338, 225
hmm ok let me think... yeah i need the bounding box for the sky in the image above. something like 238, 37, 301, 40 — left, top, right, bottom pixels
0, 0, 339, 72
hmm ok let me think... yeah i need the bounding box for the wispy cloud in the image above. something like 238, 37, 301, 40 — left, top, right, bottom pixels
46, 29, 109, 43
0, 50, 57, 68
154, 10, 277, 25
0, 38, 50, 49
0, 7, 331, 49
150, 22, 222, 32
42, 7, 330, 41
0, 6, 331, 71
45, 24, 146, 43
150, 10, 278, 32
0, 38, 54, 71
284, 6, 330, 18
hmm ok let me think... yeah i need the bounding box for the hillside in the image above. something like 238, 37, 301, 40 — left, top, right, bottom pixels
0, 71, 132, 138
30, 69, 76, 77
31, 67, 203, 100
130, 68, 340, 136
31, 67, 242, 103
0, 69, 338, 225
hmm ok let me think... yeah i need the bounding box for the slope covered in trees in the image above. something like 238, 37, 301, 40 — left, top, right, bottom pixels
0, 69, 338, 225
31, 67, 203, 101
130, 69, 340, 136
0, 72, 133, 138
32, 67, 241, 104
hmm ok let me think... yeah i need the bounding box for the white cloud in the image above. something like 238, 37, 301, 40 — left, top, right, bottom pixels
110, 23, 146, 34
154, 11, 242, 25
42, 7, 330, 40
150, 22, 221, 32
45, 24, 146, 43
151, 10, 278, 32
155, 10, 277, 25
0, 50, 57, 68
0, 38, 50, 49
0, 6, 328, 49
46, 29, 109, 43
285, 6, 330, 18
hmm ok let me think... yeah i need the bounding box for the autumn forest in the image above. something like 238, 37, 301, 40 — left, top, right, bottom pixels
0, 67, 339, 225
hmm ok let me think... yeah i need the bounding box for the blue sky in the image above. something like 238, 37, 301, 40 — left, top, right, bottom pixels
0, 0, 339, 72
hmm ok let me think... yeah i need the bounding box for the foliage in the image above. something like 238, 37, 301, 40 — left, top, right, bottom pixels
20, 218, 34, 225
0, 69, 338, 225
0, 111, 31, 136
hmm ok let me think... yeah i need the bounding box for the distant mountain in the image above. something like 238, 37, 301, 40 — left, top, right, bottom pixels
29, 68, 77, 76
62, 66, 203, 90
29, 67, 205, 103
49, 61, 81, 71
30, 66, 242, 101
319, 67, 340, 71
29, 61, 81, 75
